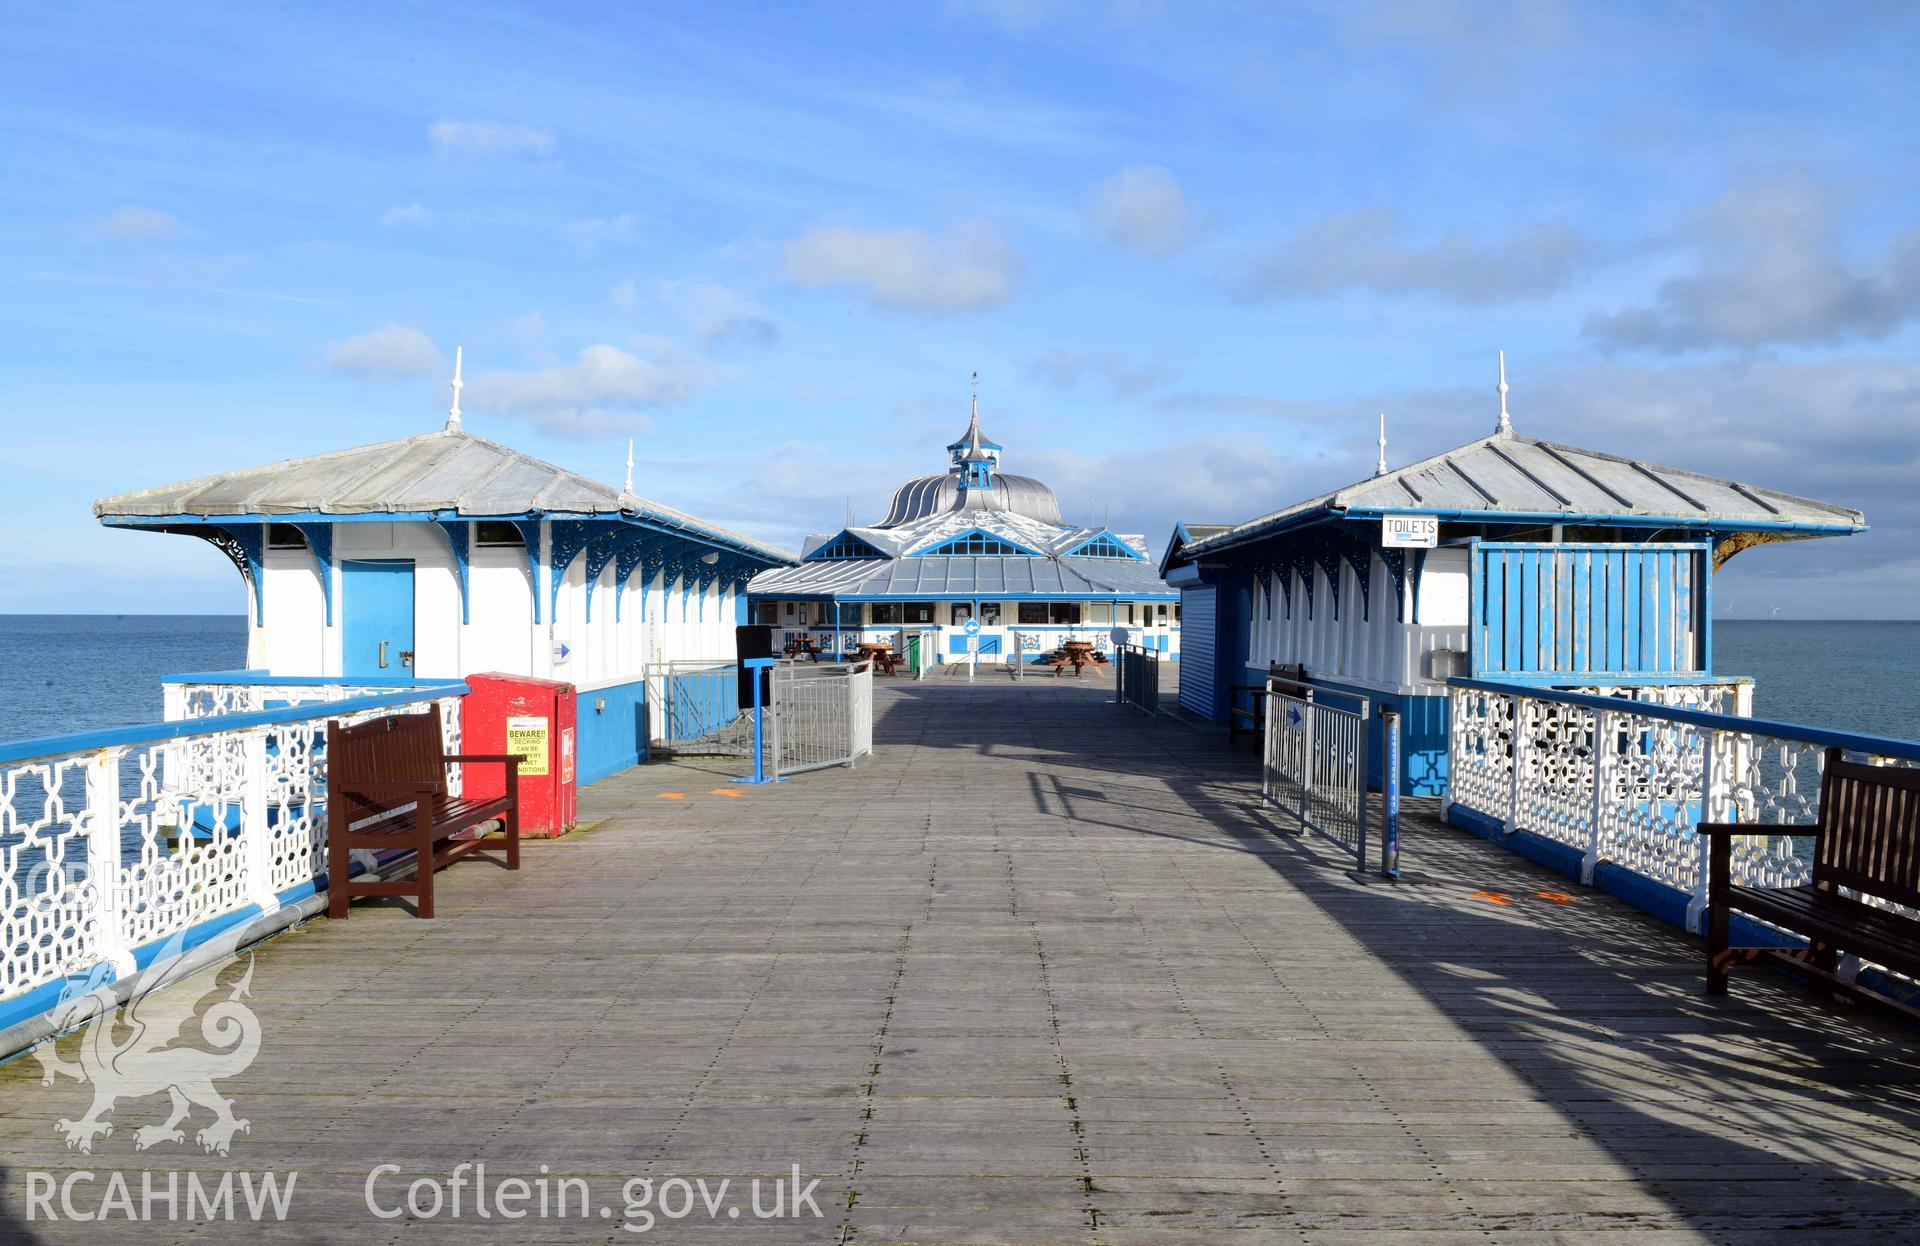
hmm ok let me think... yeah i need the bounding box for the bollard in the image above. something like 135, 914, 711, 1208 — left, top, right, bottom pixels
1380, 708, 1401, 878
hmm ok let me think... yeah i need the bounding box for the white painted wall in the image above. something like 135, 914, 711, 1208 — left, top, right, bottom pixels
1244, 548, 1472, 693
250, 519, 755, 683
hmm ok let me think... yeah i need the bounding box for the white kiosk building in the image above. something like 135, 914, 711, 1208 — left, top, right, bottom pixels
93, 364, 793, 780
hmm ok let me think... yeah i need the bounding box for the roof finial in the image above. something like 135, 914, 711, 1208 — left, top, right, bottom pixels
1375, 412, 1389, 477
1495, 350, 1512, 435
446, 345, 464, 431
623, 437, 634, 494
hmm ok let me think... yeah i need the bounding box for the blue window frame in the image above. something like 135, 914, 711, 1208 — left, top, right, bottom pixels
914, 528, 1042, 557
1066, 534, 1141, 560
810, 534, 884, 560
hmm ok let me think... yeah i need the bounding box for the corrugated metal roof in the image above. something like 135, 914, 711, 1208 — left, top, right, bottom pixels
93, 428, 792, 563
749, 555, 1175, 599
1183, 430, 1864, 558
875, 470, 1064, 528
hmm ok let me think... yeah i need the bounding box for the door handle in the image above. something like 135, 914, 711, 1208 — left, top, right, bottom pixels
400, 650, 415, 669
378, 641, 389, 669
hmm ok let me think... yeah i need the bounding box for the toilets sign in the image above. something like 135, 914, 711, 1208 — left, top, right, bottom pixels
1381, 515, 1438, 549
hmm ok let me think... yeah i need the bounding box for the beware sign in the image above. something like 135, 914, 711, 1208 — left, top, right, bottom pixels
1381, 515, 1438, 549
506, 715, 550, 777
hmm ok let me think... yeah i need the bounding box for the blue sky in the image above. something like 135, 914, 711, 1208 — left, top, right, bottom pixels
4, 1, 1918, 617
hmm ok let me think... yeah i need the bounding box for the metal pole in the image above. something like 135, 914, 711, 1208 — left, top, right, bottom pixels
736, 657, 780, 784
1380, 709, 1401, 878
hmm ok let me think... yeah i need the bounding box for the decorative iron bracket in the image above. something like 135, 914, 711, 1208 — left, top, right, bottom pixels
179, 524, 266, 625
433, 520, 471, 625
291, 522, 335, 626
510, 520, 545, 624
546, 519, 598, 622
583, 527, 653, 623
613, 536, 660, 622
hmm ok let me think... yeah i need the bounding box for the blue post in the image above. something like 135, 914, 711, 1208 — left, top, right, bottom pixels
736, 657, 780, 785
1381, 709, 1401, 878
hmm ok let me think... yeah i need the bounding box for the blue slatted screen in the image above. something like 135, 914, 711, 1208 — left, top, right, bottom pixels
1471, 542, 1708, 679
1178, 586, 1218, 719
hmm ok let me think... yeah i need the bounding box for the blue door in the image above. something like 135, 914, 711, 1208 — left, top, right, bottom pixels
343, 560, 415, 677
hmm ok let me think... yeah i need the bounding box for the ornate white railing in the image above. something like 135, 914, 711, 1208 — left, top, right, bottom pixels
1445, 677, 1920, 931
1, 682, 467, 1009
163, 671, 441, 720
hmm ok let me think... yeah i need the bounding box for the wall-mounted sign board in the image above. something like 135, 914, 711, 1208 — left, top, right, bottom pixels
1381, 515, 1438, 549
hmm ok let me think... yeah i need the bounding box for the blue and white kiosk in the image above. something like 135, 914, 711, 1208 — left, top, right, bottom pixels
93, 358, 793, 781
1163, 360, 1866, 794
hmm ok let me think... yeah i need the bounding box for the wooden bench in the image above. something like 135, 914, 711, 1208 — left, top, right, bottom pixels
326, 711, 522, 920
1230, 664, 1305, 747
1704, 749, 1920, 1019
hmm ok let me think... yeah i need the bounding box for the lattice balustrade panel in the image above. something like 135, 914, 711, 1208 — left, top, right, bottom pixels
1512, 698, 1596, 849
437, 699, 463, 798
1593, 710, 1708, 893
1711, 729, 1820, 891
0, 757, 98, 994
263, 720, 326, 894
1447, 687, 1512, 818
119, 739, 249, 948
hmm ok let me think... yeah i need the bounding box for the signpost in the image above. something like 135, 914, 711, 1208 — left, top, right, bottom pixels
1381, 515, 1438, 549
964, 617, 980, 684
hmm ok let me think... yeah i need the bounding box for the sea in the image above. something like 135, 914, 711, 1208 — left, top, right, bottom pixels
0, 614, 1915, 746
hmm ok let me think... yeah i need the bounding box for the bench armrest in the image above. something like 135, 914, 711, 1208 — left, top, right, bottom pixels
445, 754, 522, 769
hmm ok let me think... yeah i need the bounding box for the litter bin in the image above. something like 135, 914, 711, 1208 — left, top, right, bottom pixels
461, 673, 577, 837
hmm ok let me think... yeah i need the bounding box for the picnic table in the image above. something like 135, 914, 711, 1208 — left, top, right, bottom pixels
855, 641, 900, 676
1047, 640, 1108, 678
785, 635, 822, 661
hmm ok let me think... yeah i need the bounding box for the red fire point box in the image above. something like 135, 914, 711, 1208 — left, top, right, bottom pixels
461, 673, 577, 838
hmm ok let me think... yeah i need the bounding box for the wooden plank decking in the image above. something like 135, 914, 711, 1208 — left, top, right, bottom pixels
1, 673, 1916, 1242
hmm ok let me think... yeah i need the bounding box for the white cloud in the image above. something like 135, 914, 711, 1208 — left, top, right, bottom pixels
1238, 210, 1594, 303
462, 343, 711, 438
97, 205, 176, 239
379, 202, 432, 228
323, 324, 442, 379
785, 221, 1020, 314
569, 213, 638, 253
1586, 177, 1920, 352
427, 119, 555, 157
656, 280, 779, 349
1091, 165, 1196, 257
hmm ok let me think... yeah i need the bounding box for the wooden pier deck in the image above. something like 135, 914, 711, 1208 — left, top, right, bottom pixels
2, 672, 1917, 1242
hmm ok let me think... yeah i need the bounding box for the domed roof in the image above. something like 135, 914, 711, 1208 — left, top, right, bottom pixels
875, 470, 1064, 529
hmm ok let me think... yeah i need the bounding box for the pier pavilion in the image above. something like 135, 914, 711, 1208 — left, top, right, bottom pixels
747, 386, 1180, 666
1163, 359, 1866, 793
92, 358, 792, 777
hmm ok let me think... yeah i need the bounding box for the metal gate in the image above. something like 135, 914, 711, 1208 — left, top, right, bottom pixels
1262, 678, 1372, 865
1116, 644, 1159, 715
651, 660, 753, 756
771, 661, 875, 776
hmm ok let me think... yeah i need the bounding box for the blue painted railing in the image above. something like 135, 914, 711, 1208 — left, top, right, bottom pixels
0, 682, 469, 1038
1444, 677, 1920, 953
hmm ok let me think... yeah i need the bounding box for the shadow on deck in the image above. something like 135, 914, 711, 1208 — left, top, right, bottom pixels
0, 673, 1913, 1242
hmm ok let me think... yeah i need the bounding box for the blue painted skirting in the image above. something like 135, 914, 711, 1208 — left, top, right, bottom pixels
577, 677, 651, 786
